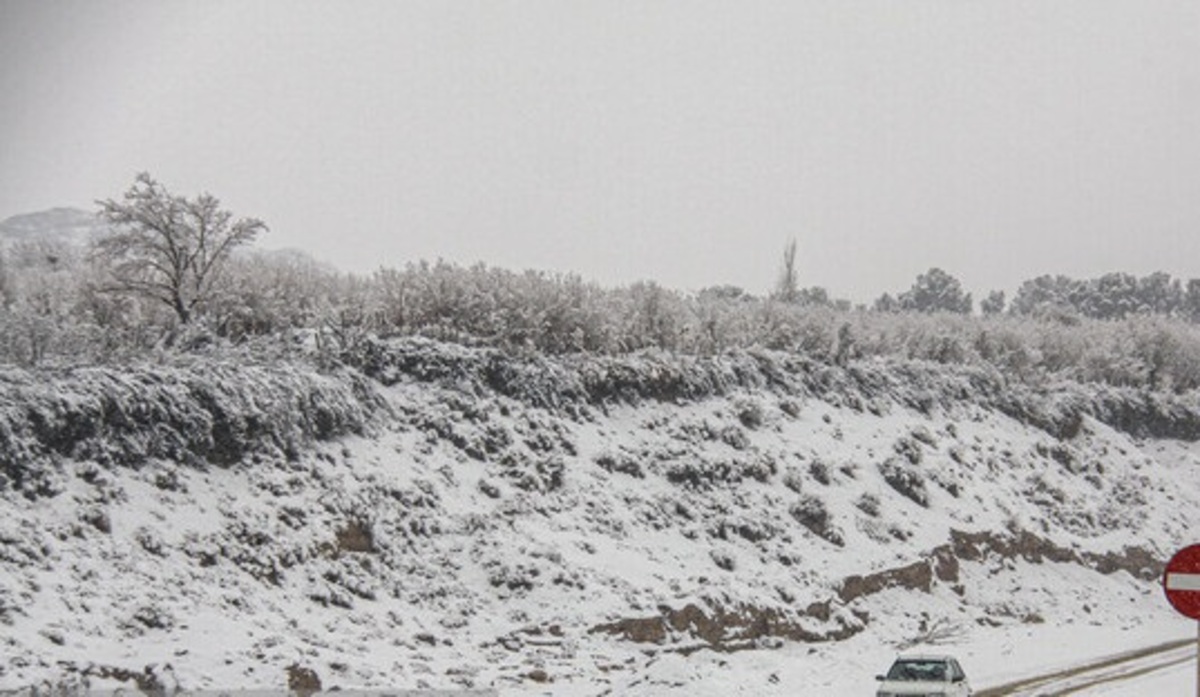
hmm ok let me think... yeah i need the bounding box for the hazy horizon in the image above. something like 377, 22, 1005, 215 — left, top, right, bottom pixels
3, 1, 1198, 304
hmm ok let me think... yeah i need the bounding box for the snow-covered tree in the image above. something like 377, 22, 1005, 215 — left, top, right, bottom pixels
1085, 272, 1140, 319
774, 239, 799, 303
94, 173, 266, 325
1183, 279, 1200, 323
1135, 272, 1182, 317
1011, 272, 1182, 321
980, 290, 1006, 316
796, 286, 832, 307
1010, 275, 1082, 317
897, 268, 972, 314
872, 292, 900, 313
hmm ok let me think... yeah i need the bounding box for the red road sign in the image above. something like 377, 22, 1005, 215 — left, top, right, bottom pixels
1164, 544, 1200, 620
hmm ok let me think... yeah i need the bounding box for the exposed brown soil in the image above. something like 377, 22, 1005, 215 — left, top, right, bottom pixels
839, 528, 1161, 605
589, 528, 1163, 653
285, 663, 322, 697
588, 600, 865, 652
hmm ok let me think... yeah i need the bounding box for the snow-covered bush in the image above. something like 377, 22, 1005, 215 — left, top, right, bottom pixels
878, 457, 929, 508
0, 361, 382, 483
790, 495, 844, 546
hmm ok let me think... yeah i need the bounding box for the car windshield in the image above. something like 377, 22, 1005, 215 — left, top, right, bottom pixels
886, 659, 949, 682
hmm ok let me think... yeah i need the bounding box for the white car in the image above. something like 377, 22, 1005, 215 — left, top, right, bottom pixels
875, 654, 972, 697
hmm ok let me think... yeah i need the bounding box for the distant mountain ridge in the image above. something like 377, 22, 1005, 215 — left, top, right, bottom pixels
0, 207, 109, 250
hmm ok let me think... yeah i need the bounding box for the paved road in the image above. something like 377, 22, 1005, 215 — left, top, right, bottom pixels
974, 638, 1195, 696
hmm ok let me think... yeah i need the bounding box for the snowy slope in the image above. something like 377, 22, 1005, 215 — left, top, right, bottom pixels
2, 338, 1198, 694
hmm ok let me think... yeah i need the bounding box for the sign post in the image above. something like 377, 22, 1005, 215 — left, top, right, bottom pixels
1163, 544, 1200, 697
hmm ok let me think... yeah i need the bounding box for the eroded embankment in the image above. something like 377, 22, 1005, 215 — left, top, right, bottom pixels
589, 528, 1162, 653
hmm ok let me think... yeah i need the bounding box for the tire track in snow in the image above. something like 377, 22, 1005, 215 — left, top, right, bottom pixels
975, 638, 1194, 696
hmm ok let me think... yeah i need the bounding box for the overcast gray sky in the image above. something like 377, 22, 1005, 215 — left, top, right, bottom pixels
2, 1, 1198, 303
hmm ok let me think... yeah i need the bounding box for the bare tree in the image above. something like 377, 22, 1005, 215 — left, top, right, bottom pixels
94, 173, 266, 324
774, 238, 799, 303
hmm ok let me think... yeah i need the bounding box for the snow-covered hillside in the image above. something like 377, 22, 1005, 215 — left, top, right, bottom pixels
2, 337, 1198, 694
0, 208, 107, 251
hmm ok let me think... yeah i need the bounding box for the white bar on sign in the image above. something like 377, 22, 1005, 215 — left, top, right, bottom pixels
1166, 572, 1200, 591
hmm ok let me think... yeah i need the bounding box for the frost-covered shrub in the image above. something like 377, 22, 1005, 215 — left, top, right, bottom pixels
0, 361, 381, 473
711, 518, 779, 543
719, 424, 750, 450
500, 455, 564, 493
710, 549, 737, 572
757, 303, 840, 358
363, 261, 619, 354
929, 470, 962, 497
893, 436, 924, 465
910, 426, 937, 447
126, 605, 176, 633
782, 467, 804, 494
664, 454, 772, 490
207, 249, 333, 340
809, 459, 831, 485
347, 337, 797, 411
790, 495, 844, 547
856, 493, 881, 517
594, 451, 645, 479
14, 230, 1200, 396
1036, 442, 1081, 473
487, 561, 540, 593
878, 457, 929, 507
735, 399, 765, 429
351, 334, 1200, 447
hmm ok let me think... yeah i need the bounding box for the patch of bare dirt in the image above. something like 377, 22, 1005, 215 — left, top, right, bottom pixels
592, 528, 1162, 652
589, 601, 865, 652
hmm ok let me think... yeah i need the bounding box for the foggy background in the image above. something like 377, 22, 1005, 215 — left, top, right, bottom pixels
2, 0, 1198, 304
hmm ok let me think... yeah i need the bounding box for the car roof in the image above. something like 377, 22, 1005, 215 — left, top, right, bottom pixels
894, 654, 957, 662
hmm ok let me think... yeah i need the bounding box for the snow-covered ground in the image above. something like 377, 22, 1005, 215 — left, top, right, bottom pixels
2, 342, 1199, 694
553, 618, 1196, 695
1085, 654, 1195, 697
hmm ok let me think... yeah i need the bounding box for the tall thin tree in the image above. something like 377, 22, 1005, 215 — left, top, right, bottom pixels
775, 238, 799, 303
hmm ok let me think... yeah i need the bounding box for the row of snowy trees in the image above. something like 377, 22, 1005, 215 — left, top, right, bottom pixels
1007, 272, 1200, 321
5, 239, 1200, 392
3, 175, 1200, 393
868, 267, 1200, 321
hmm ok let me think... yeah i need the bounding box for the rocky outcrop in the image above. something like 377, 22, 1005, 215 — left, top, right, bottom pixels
589, 600, 866, 652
